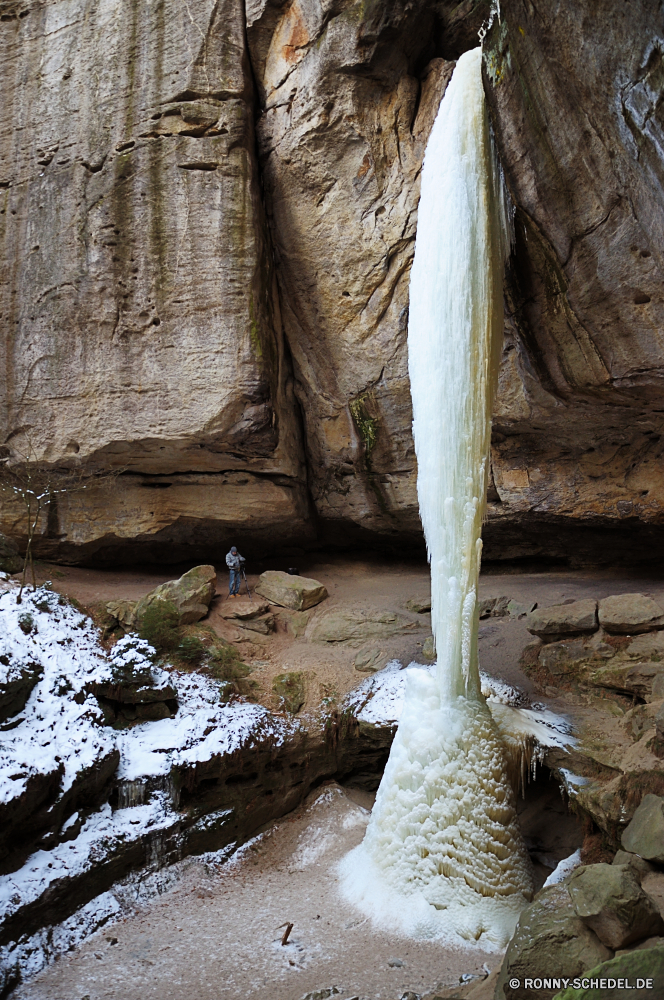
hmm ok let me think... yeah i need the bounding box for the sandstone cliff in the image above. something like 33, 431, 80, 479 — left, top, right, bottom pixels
1, 0, 663, 564
484, 0, 664, 564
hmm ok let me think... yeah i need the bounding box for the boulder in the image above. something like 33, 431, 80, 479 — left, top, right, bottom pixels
308, 607, 419, 646
133, 565, 217, 626
590, 662, 664, 701
0, 534, 22, 574
405, 596, 431, 614
286, 611, 312, 638
0, 653, 42, 724
599, 594, 664, 635
354, 647, 387, 673
485, 595, 537, 619
105, 599, 137, 629
220, 600, 270, 621
422, 636, 436, 660
642, 871, 664, 922
255, 571, 327, 611
272, 672, 307, 714
552, 945, 664, 999
506, 599, 537, 619
527, 600, 598, 640
612, 850, 654, 881
621, 794, 664, 863
494, 884, 612, 1000
539, 635, 613, 678
238, 614, 275, 635
567, 863, 663, 949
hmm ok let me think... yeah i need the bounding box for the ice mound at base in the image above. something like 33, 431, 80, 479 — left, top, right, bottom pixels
339, 669, 533, 950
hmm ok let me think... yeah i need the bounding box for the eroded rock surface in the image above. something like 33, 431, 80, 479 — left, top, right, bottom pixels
3, 0, 664, 565
483, 0, 664, 565
521, 597, 664, 834
0, 0, 310, 562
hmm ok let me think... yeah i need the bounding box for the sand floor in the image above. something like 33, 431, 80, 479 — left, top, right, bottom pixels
12, 784, 498, 1000
30, 555, 664, 712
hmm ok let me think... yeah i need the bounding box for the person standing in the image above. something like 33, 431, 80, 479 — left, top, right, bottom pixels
225, 545, 245, 598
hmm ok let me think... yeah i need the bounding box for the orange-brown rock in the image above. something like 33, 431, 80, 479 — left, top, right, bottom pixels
3, 0, 664, 565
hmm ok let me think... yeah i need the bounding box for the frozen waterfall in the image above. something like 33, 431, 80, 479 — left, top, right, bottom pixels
339, 47, 533, 950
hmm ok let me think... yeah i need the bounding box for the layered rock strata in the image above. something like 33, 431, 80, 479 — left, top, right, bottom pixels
0, 0, 310, 561
2, 0, 664, 563
483, 0, 664, 563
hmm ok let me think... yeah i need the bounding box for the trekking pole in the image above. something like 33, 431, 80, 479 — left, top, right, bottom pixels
241, 565, 253, 600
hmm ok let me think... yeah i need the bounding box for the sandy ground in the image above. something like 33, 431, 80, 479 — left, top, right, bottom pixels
13, 784, 499, 1000
30, 555, 664, 713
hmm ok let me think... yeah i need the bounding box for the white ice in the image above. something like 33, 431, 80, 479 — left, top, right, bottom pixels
340, 47, 534, 949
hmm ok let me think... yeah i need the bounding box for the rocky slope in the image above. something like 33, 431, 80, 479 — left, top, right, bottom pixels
2, 0, 664, 563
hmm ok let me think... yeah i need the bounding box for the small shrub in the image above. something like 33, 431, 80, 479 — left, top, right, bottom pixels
18, 612, 35, 635
208, 643, 250, 682
138, 600, 180, 654
33, 588, 57, 613
109, 634, 157, 685
176, 635, 206, 665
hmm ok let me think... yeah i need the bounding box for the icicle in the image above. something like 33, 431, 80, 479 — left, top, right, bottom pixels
117, 780, 147, 810
339, 48, 533, 950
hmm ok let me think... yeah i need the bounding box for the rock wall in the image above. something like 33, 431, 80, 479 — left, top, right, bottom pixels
2, 0, 664, 564
0, 0, 311, 559
483, 0, 664, 564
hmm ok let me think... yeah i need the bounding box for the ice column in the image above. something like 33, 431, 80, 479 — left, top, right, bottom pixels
339, 47, 533, 950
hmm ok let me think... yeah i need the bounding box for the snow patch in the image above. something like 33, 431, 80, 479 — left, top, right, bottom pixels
543, 849, 583, 887
0, 583, 292, 989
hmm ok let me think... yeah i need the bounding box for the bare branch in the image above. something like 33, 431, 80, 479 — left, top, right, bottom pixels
0, 436, 125, 602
